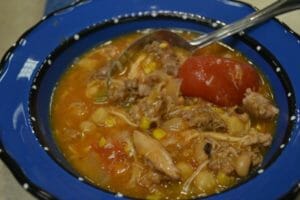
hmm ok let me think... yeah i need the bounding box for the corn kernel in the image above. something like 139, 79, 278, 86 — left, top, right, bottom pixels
182, 106, 191, 110
152, 128, 167, 140
143, 61, 157, 74
256, 124, 262, 131
104, 116, 116, 127
140, 117, 151, 130
98, 137, 107, 148
159, 42, 168, 48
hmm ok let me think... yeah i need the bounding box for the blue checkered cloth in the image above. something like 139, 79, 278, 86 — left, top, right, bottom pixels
45, 0, 76, 15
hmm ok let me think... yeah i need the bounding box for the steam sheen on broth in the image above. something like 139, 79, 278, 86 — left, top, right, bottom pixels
51, 30, 278, 199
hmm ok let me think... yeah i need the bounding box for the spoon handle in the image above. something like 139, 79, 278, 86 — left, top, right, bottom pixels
190, 0, 300, 47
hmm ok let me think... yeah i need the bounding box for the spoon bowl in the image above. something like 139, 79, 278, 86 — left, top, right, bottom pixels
107, 0, 300, 80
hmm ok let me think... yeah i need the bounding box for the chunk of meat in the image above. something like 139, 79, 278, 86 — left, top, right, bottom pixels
129, 96, 164, 122
138, 170, 162, 188
128, 162, 163, 189
129, 92, 178, 123
208, 143, 261, 176
242, 89, 279, 119
144, 41, 182, 76
240, 128, 272, 147
132, 131, 180, 180
138, 84, 151, 97
108, 72, 169, 105
143, 71, 165, 86
108, 78, 150, 105
107, 80, 127, 102
208, 142, 237, 174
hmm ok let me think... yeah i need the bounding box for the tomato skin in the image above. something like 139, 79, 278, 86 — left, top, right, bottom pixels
178, 55, 260, 106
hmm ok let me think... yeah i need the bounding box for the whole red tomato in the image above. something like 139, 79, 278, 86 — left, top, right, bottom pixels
178, 55, 260, 106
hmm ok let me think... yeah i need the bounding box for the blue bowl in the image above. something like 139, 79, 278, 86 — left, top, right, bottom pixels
0, 0, 300, 199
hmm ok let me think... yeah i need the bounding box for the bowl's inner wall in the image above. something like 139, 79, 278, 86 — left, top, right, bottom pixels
30, 14, 293, 191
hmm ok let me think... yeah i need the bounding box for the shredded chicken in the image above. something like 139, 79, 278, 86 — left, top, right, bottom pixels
181, 160, 209, 194
200, 131, 272, 147
166, 105, 227, 132
133, 131, 180, 180
109, 110, 138, 127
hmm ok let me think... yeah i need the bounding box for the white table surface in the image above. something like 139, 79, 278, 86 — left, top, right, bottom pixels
0, 0, 299, 199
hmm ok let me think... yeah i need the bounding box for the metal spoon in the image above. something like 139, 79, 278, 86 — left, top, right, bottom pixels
107, 0, 300, 80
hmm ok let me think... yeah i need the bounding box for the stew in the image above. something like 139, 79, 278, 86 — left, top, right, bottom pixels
51, 30, 278, 199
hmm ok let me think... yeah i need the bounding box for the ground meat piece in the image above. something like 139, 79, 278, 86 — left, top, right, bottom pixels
209, 159, 235, 175
107, 80, 127, 102
208, 139, 265, 175
186, 109, 226, 132
128, 85, 179, 123
143, 98, 164, 120
242, 89, 279, 119
137, 170, 162, 188
143, 72, 164, 86
108, 72, 170, 105
130, 162, 164, 189
161, 53, 181, 76
129, 99, 159, 122
144, 41, 181, 76
129, 96, 165, 122
240, 128, 272, 147
110, 74, 180, 112
108, 78, 149, 105
128, 105, 142, 123
138, 84, 151, 97
249, 147, 263, 166
125, 78, 139, 89
208, 143, 238, 174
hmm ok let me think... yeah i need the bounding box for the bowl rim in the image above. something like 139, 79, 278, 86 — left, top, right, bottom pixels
0, 0, 300, 199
